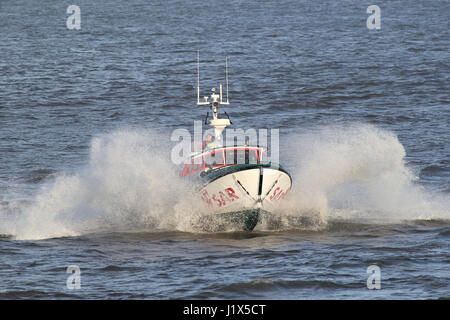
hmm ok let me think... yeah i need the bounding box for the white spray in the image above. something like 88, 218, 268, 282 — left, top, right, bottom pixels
0, 125, 448, 240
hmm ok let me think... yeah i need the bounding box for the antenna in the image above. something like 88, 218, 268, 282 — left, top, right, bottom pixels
225, 57, 229, 104
194, 53, 231, 142
197, 51, 200, 104
197, 51, 209, 105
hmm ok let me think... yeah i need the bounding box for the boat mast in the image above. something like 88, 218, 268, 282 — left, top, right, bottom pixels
197, 53, 231, 144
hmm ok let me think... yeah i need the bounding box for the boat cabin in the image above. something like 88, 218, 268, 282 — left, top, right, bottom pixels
180, 146, 266, 177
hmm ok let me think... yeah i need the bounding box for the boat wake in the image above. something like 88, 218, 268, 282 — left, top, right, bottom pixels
0, 124, 448, 240
279, 124, 449, 227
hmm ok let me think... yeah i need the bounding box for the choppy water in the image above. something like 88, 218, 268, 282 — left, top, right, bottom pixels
0, 0, 449, 299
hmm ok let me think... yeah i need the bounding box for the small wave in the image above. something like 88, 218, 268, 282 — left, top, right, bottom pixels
0, 290, 78, 299
23, 169, 57, 184
218, 278, 347, 293
421, 165, 444, 174
411, 218, 450, 227
98, 265, 144, 272
438, 228, 450, 237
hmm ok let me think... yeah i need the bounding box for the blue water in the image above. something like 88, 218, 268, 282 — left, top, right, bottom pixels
0, 0, 449, 299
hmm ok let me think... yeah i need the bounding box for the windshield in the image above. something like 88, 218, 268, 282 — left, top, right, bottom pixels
181, 147, 264, 177
224, 148, 259, 165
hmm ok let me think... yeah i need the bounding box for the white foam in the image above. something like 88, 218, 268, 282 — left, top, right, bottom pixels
1, 125, 448, 240
280, 124, 450, 225
0, 129, 205, 240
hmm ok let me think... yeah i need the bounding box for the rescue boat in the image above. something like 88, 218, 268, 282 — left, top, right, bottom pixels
180, 55, 292, 231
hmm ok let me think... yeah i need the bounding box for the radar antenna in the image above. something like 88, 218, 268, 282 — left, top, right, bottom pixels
196, 53, 231, 142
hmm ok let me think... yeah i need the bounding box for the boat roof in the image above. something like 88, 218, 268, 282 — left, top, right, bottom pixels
188, 145, 265, 159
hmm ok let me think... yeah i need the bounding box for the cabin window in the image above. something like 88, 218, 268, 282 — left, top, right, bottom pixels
235, 150, 245, 165
225, 149, 237, 165
226, 148, 259, 165
247, 150, 258, 164
204, 150, 224, 167
259, 150, 268, 163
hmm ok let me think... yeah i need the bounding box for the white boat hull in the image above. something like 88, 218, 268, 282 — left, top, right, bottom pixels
197, 166, 291, 230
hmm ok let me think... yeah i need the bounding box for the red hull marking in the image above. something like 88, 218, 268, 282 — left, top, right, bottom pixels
269, 187, 289, 201
225, 187, 240, 200
201, 187, 240, 208
201, 190, 213, 207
